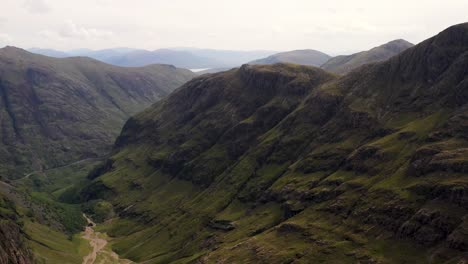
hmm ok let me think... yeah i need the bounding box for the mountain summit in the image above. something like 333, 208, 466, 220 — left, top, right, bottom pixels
249, 49, 332, 67
321, 39, 414, 74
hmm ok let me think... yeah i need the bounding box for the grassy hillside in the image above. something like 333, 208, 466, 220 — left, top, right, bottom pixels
0, 180, 93, 264
249, 49, 331, 67
321, 39, 413, 74
79, 23, 468, 263
0, 47, 194, 179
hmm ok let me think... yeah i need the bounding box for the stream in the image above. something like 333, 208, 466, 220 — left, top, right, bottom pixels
81, 214, 133, 264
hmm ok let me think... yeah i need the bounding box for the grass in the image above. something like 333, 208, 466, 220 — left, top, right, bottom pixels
26, 221, 91, 264
27, 191, 86, 233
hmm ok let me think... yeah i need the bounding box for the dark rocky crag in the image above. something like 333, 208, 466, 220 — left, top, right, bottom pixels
81, 23, 468, 263
0, 193, 33, 264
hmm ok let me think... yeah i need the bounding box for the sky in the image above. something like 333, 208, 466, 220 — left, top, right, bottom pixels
0, 0, 467, 55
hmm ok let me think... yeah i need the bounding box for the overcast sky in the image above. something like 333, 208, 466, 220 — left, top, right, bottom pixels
0, 0, 467, 54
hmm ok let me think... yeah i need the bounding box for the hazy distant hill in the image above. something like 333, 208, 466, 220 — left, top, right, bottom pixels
249, 49, 331, 66
103, 49, 224, 68
0, 46, 194, 179
173, 48, 277, 66
28, 47, 277, 69
321, 39, 414, 74
195, 67, 233, 75
28, 48, 69, 58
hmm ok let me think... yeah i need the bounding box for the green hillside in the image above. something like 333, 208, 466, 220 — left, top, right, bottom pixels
0, 47, 194, 179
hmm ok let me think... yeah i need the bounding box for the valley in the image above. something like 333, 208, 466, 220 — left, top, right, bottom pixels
0, 4, 467, 262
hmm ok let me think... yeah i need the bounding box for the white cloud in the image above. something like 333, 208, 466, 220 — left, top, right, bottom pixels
0, 33, 13, 45
38, 29, 59, 39
95, 0, 113, 6
0, 0, 467, 52
58, 20, 113, 39
23, 0, 51, 14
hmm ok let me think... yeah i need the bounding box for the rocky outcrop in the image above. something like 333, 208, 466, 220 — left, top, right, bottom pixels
0, 221, 32, 264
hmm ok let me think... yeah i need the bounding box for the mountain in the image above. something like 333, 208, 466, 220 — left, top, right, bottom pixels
28, 48, 276, 69
0, 46, 194, 179
27, 48, 69, 58
80, 23, 468, 263
249, 49, 331, 67
321, 39, 414, 74
103, 49, 224, 68
195, 67, 233, 75
67, 48, 141, 62
27, 48, 223, 68
172, 48, 278, 66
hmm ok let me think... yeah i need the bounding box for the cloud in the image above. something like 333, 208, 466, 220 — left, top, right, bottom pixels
37, 21, 114, 43
95, 0, 113, 5
23, 0, 51, 14
0, 33, 13, 45
38, 30, 59, 39
58, 20, 113, 39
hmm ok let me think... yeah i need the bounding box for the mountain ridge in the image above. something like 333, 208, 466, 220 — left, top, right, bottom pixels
27, 47, 279, 69
0, 46, 194, 179
321, 39, 414, 74
249, 49, 331, 67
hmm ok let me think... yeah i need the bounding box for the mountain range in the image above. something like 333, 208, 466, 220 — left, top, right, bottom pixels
28, 41, 413, 75
28, 48, 277, 69
0, 22, 467, 264
73, 23, 468, 263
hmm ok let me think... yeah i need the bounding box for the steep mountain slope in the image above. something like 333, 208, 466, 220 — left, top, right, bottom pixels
0, 47, 194, 179
249, 49, 331, 67
81, 23, 468, 263
321, 39, 414, 74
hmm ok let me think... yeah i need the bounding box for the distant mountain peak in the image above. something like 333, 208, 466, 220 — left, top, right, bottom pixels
321, 38, 414, 74
249, 49, 331, 67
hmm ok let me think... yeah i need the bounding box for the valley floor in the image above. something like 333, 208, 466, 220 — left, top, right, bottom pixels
82, 214, 133, 264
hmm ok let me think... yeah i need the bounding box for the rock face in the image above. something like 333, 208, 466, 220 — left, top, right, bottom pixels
82, 23, 468, 263
0, 195, 33, 264
0, 47, 194, 179
249, 49, 331, 67
0, 221, 32, 264
321, 39, 414, 74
